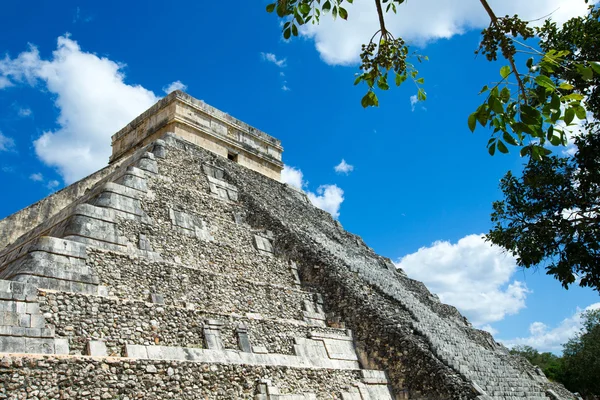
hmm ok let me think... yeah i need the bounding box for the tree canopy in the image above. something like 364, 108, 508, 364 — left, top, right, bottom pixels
487, 6, 600, 292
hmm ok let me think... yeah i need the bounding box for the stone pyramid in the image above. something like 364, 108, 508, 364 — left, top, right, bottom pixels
0, 91, 576, 399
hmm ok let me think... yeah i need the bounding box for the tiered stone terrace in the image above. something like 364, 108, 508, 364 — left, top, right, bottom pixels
0, 94, 576, 399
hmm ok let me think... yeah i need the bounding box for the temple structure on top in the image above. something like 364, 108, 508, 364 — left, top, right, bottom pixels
110, 90, 284, 181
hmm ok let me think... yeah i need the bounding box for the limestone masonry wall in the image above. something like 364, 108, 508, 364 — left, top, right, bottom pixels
0, 355, 361, 399
0, 132, 575, 400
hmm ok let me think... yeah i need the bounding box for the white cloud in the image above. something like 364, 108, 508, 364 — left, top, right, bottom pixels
281, 164, 345, 218
334, 159, 354, 174
47, 179, 60, 190
162, 80, 187, 94
282, 82, 291, 91
301, 0, 591, 65
0, 132, 15, 151
18, 107, 32, 117
281, 164, 306, 189
260, 52, 287, 67
395, 234, 529, 326
502, 303, 600, 353
0, 35, 160, 184
480, 324, 499, 336
307, 184, 344, 219
29, 172, 44, 182
410, 95, 418, 112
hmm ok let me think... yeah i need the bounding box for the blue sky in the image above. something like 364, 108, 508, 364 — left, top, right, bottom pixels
0, 0, 598, 353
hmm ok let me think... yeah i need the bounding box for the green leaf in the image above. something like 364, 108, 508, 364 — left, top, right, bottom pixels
564, 108, 575, 125
292, 23, 298, 36
590, 61, 600, 75
368, 91, 379, 107
520, 146, 531, 157
353, 75, 363, 85
283, 27, 291, 40
468, 113, 477, 133
574, 105, 586, 120
488, 142, 496, 156
361, 93, 371, 108
266, 3, 276, 13
322, 1, 331, 12
561, 93, 584, 102
339, 7, 348, 20
332, 6, 338, 19
395, 73, 407, 86
500, 65, 511, 79
499, 87, 510, 103
497, 140, 508, 154
479, 85, 489, 95
578, 65, 593, 81
377, 78, 389, 91
559, 82, 574, 91
503, 132, 518, 146
417, 88, 427, 101
476, 106, 489, 127
416, 77, 424, 84
526, 57, 534, 69
535, 75, 556, 90
299, 3, 310, 13
488, 96, 504, 114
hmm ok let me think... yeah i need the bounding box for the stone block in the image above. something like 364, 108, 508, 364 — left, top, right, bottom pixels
149, 293, 165, 305
25, 337, 54, 354
236, 323, 252, 353
86, 340, 108, 357
254, 235, 274, 253
0, 336, 26, 353
30, 314, 46, 329
54, 338, 69, 355
19, 314, 31, 328
252, 346, 268, 354
26, 302, 40, 314
125, 344, 148, 359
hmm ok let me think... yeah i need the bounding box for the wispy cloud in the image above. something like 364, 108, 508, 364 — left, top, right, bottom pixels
18, 107, 32, 117
502, 302, 600, 353
73, 7, 93, 24
162, 80, 187, 94
29, 172, 44, 182
261, 52, 287, 67
0, 132, 16, 152
410, 95, 418, 112
334, 159, 354, 174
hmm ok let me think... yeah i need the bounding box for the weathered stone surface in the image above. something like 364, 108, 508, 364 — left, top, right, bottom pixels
0, 99, 575, 400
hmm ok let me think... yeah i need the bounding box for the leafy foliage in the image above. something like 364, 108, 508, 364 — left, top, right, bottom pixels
488, 129, 600, 291
509, 345, 564, 382
487, 5, 600, 292
561, 309, 600, 397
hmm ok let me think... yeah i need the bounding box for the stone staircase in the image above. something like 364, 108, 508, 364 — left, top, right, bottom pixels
0, 136, 395, 399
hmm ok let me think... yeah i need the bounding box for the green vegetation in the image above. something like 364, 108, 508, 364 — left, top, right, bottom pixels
510, 309, 600, 398
487, 6, 600, 292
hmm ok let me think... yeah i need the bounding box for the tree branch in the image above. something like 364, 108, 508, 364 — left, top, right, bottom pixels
478, 0, 528, 99
374, 0, 388, 37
